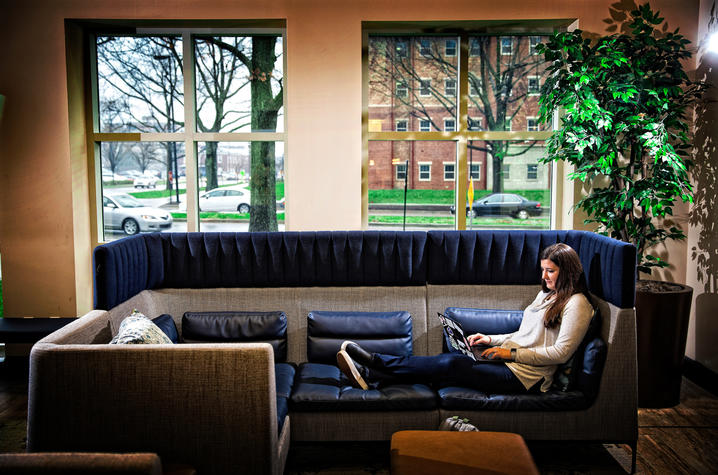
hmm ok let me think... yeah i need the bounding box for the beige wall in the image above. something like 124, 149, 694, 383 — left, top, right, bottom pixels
685, 0, 718, 372
0, 0, 703, 318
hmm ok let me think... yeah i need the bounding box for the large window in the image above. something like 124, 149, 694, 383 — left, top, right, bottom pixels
92, 26, 286, 241
366, 27, 555, 230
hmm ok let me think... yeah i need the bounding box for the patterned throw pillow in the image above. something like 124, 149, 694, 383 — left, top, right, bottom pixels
110, 310, 173, 345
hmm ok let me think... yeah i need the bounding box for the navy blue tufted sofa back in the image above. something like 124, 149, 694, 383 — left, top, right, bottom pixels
94, 230, 635, 311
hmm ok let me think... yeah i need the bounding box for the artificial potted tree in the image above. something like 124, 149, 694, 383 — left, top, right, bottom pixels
536, 3, 707, 407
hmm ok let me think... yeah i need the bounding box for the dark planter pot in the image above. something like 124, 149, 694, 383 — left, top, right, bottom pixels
635, 280, 693, 408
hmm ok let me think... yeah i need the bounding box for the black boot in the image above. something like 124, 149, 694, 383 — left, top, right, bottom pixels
336, 350, 369, 390
340, 341, 374, 367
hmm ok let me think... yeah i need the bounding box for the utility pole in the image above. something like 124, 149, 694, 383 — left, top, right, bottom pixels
403, 159, 408, 231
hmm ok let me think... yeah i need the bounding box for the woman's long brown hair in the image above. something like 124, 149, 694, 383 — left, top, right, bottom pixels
540, 243, 589, 329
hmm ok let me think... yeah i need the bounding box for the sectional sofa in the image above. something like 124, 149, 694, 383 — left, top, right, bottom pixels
28, 230, 638, 474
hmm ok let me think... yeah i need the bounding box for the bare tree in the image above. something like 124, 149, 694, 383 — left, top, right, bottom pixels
195, 37, 250, 190
97, 34, 283, 230
369, 36, 547, 193
97, 36, 183, 193
100, 99, 130, 183
205, 36, 283, 231
129, 142, 162, 174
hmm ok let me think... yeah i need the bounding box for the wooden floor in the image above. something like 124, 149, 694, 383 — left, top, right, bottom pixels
1, 360, 716, 474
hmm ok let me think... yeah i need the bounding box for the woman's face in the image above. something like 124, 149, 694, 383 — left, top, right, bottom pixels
541, 259, 560, 291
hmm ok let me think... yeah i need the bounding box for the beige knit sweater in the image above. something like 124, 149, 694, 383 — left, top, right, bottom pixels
490, 291, 594, 392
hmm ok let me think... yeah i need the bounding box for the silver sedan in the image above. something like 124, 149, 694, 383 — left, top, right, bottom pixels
103, 193, 173, 235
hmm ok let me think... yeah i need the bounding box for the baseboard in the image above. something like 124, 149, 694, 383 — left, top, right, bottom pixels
684, 356, 718, 397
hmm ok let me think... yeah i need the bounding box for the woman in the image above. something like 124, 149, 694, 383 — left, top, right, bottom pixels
336, 243, 595, 394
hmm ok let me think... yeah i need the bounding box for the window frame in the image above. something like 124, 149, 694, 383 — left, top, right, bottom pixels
526, 163, 539, 180
419, 119, 432, 132
527, 75, 540, 95
526, 117, 539, 132
419, 78, 432, 96
419, 39, 431, 56
445, 78, 457, 97
396, 80, 409, 98
418, 161, 432, 181
445, 39, 457, 56
395, 162, 408, 180
444, 118, 456, 132
362, 22, 566, 230
443, 161, 455, 181
468, 117, 483, 131
87, 24, 288, 243
396, 119, 409, 132
500, 37, 513, 55
529, 36, 542, 55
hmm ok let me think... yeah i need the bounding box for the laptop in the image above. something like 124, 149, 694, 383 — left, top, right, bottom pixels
437, 312, 505, 363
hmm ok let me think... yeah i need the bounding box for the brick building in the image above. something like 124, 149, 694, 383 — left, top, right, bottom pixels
368, 35, 550, 193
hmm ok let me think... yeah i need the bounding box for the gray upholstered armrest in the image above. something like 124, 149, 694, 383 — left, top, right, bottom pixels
28, 334, 279, 474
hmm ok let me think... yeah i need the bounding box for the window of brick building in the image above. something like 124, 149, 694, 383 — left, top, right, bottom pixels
445, 79, 457, 97
419, 119, 431, 131
527, 117, 539, 131
419, 162, 431, 181
445, 39, 457, 56
396, 119, 408, 131
444, 119, 456, 131
444, 162, 455, 180
396, 162, 407, 180
528, 76, 540, 95
500, 37, 513, 55
419, 78, 431, 96
396, 81, 408, 98
529, 36, 542, 55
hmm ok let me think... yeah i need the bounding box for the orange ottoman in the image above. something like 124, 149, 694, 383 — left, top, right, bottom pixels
391, 430, 539, 475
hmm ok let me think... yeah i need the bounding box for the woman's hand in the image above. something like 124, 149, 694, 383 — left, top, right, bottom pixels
467, 333, 491, 346
481, 347, 512, 361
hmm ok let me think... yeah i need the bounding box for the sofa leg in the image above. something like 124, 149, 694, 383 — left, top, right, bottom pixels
630, 440, 637, 474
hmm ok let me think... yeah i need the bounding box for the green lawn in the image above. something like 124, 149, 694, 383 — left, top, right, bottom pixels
369, 189, 551, 207
130, 181, 285, 200
172, 212, 285, 221
368, 215, 550, 227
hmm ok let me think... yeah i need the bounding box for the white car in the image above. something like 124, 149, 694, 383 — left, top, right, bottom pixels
198, 186, 251, 213
103, 193, 173, 235
133, 176, 158, 188
102, 171, 129, 183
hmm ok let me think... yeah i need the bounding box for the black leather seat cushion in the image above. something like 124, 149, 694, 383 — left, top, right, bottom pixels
290, 363, 437, 411
437, 386, 590, 411
275, 363, 296, 433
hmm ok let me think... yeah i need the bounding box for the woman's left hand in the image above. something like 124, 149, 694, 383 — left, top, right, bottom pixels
480, 347, 512, 361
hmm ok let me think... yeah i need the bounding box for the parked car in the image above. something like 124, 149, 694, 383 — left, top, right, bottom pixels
198, 185, 252, 213
133, 175, 158, 188
101, 171, 129, 183
180, 186, 286, 214
450, 193, 543, 220
103, 193, 173, 235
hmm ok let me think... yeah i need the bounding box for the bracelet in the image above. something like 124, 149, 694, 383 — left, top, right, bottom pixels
510, 348, 517, 361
